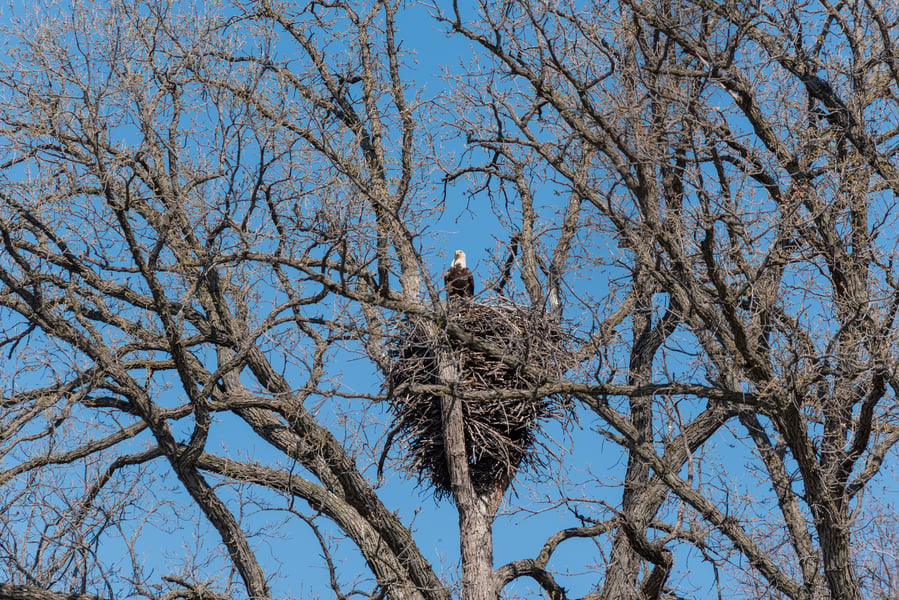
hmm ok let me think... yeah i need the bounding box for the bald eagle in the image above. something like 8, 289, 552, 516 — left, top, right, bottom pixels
444, 249, 475, 299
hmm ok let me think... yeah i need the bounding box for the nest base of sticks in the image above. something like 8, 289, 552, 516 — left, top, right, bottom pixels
387, 298, 571, 498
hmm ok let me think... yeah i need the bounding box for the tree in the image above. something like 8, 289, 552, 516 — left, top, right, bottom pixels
1, 0, 899, 599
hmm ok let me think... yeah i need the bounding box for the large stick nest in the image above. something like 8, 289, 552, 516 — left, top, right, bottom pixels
386, 298, 573, 498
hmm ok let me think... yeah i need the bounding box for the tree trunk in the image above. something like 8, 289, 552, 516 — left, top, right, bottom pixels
458, 492, 501, 600
602, 274, 659, 599
439, 350, 500, 600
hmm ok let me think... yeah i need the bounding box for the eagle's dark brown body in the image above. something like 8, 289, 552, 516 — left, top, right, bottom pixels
444, 250, 474, 299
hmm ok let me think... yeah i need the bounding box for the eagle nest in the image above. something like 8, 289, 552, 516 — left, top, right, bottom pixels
386, 298, 573, 498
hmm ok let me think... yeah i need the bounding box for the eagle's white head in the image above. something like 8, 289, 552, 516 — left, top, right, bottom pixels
452, 249, 467, 269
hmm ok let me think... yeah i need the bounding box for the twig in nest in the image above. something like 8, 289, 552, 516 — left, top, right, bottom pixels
386, 298, 573, 498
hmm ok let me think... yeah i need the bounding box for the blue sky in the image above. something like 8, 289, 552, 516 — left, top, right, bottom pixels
0, 0, 726, 595
6, 1, 898, 599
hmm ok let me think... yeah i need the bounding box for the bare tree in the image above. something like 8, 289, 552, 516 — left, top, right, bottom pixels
1, 0, 899, 599
0, 1, 442, 598
445, 0, 899, 598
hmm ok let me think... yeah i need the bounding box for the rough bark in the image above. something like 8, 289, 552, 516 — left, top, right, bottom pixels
438, 351, 501, 600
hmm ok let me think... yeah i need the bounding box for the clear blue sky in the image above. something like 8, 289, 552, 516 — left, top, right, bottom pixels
0, 1, 855, 598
